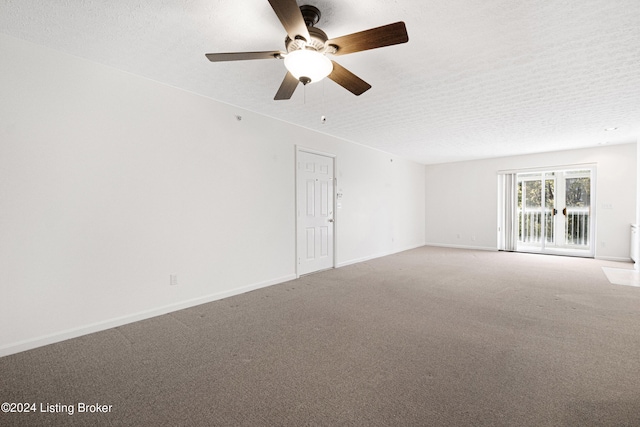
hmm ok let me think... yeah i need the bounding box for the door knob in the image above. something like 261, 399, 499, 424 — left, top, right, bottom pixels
328, 219, 334, 223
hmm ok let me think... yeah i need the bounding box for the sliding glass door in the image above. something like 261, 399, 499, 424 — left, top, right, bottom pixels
518, 172, 556, 248
516, 168, 594, 257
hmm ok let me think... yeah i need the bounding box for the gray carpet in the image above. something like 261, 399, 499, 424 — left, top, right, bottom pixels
1, 246, 639, 426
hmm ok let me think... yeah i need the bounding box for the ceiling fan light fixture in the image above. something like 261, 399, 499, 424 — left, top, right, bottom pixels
284, 49, 333, 84
205, 3, 409, 100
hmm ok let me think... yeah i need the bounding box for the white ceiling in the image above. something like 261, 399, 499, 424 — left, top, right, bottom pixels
1, 0, 639, 164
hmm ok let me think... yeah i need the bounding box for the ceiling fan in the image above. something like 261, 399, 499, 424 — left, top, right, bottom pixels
205, 0, 408, 100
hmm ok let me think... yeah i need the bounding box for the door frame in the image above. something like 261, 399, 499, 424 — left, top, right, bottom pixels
295, 146, 337, 277
513, 163, 597, 258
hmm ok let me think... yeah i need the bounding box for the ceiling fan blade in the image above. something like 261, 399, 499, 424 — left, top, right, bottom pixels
328, 61, 371, 96
205, 51, 284, 62
274, 71, 299, 100
268, 0, 311, 43
326, 22, 408, 56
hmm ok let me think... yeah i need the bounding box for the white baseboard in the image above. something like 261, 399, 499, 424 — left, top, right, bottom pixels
424, 242, 498, 252
336, 253, 388, 268
336, 243, 425, 268
595, 255, 633, 263
0, 274, 296, 358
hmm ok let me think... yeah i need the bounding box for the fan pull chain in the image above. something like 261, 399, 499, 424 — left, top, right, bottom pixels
320, 80, 327, 124
321, 79, 326, 125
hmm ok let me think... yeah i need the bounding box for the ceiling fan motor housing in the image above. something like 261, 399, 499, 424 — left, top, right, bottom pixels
285, 26, 328, 53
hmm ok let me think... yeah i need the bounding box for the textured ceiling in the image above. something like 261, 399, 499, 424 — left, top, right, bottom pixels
1, 0, 639, 164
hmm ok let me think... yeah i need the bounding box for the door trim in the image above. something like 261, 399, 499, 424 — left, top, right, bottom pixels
514, 164, 597, 258
295, 146, 337, 277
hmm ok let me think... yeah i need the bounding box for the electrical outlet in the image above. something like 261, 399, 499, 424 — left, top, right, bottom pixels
170, 274, 178, 286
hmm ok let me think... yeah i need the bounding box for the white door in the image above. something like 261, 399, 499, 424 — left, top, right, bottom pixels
516, 168, 594, 257
296, 149, 335, 275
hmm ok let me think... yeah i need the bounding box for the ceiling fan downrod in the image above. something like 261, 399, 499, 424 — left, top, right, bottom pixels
300, 5, 321, 28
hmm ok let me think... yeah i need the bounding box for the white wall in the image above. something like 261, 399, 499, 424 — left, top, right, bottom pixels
636, 138, 640, 269
0, 34, 425, 356
425, 143, 637, 260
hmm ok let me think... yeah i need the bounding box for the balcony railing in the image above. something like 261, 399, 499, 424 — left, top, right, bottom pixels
565, 207, 590, 246
518, 207, 589, 246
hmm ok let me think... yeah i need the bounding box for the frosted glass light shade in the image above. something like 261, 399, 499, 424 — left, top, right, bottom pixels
284, 50, 333, 84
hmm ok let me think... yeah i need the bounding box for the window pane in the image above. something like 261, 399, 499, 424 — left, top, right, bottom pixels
525, 180, 541, 208
566, 178, 590, 207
